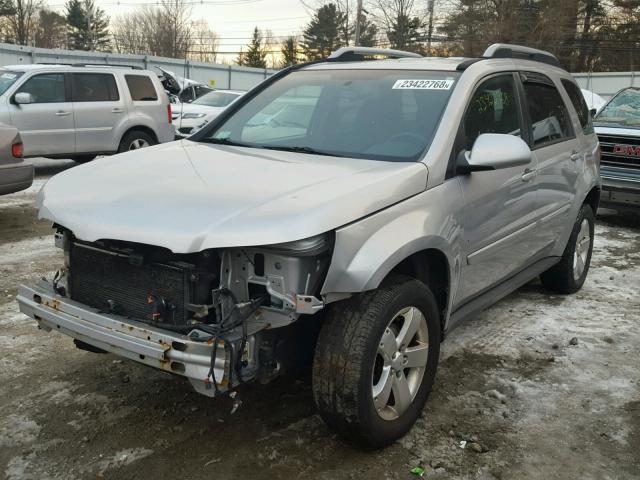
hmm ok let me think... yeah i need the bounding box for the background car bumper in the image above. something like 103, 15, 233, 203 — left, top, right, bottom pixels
17, 281, 228, 397
601, 167, 640, 208
0, 162, 34, 195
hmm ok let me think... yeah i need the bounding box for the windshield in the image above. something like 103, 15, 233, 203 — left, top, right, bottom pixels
196, 69, 459, 162
595, 88, 640, 128
0, 70, 24, 96
193, 91, 241, 107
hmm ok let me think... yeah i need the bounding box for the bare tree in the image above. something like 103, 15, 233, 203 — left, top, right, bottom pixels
7, 0, 42, 45
111, 0, 193, 58
189, 19, 219, 63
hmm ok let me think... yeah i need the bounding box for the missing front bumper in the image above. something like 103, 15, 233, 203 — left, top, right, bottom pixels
17, 281, 229, 397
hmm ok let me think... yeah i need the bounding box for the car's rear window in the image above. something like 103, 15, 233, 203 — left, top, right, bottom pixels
196, 69, 459, 162
72, 73, 119, 102
126, 75, 158, 101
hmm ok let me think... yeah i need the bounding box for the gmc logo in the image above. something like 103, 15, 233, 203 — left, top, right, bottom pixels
613, 144, 640, 157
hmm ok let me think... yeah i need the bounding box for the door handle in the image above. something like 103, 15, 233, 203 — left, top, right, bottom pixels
112, 108, 124, 113
55, 111, 70, 116
570, 151, 581, 162
521, 168, 537, 182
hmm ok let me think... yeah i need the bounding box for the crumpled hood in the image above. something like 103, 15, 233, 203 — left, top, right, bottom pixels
38, 141, 428, 253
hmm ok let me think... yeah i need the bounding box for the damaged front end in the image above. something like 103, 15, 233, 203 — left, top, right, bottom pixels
17, 228, 333, 396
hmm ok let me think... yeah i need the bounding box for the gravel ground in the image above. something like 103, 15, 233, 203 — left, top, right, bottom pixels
1, 160, 639, 480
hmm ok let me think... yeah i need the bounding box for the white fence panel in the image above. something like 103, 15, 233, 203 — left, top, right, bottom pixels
573, 72, 639, 100
0, 43, 275, 91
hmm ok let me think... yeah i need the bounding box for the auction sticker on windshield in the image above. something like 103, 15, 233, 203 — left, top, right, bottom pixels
392, 79, 454, 90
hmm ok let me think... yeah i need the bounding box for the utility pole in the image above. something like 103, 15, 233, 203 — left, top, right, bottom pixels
354, 0, 363, 46
426, 0, 435, 56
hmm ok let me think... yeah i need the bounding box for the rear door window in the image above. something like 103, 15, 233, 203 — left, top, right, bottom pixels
561, 79, 594, 135
125, 75, 158, 101
72, 73, 119, 102
16, 73, 66, 103
521, 72, 574, 148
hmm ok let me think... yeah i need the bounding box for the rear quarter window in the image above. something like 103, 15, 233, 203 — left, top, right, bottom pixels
126, 75, 158, 101
561, 79, 594, 135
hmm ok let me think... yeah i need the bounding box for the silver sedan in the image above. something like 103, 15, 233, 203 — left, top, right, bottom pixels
0, 123, 33, 195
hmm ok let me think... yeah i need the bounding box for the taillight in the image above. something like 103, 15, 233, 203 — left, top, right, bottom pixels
167, 104, 172, 124
12, 142, 23, 158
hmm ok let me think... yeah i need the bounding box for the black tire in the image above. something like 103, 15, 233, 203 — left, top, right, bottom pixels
313, 276, 441, 448
540, 204, 595, 294
117, 130, 157, 153
71, 155, 96, 163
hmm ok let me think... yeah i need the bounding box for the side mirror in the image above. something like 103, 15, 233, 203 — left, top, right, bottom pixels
14, 92, 33, 105
458, 133, 531, 174
589, 108, 597, 117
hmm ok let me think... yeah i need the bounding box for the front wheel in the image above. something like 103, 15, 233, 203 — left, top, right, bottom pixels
312, 276, 440, 448
540, 204, 595, 294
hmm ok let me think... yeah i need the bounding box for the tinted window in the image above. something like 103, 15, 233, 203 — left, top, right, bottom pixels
199, 69, 458, 162
125, 75, 158, 101
72, 73, 119, 102
462, 74, 521, 151
562, 79, 593, 135
522, 73, 573, 148
16, 73, 65, 103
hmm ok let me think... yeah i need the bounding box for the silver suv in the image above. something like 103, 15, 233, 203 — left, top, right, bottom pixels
18, 44, 600, 447
0, 64, 175, 162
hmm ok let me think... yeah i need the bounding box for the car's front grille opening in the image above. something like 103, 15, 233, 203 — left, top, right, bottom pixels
597, 134, 640, 170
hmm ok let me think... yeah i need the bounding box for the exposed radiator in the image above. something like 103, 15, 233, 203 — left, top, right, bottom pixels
69, 242, 192, 324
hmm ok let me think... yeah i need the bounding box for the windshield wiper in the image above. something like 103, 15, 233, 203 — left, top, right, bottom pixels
261, 145, 344, 157
201, 137, 252, 147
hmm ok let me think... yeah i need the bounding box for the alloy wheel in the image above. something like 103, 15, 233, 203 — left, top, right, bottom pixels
128, 138, 150, 150
573, 218, 591, 280
372, 306, 429, 421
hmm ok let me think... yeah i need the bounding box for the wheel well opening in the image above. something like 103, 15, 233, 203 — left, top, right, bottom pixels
122, 126, 158, 143
584, 186, 600, 214
386, 249, 449, 333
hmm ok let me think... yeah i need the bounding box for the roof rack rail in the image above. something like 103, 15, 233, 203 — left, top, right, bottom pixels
71, 63, 142, 69
482, 43, 561, 68
328, 47, 421, 62
35, 62, 142, 69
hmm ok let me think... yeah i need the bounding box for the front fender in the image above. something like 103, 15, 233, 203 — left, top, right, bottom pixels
321, 180, 465, 302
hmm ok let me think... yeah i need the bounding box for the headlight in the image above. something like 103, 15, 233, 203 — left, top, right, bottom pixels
263, 233, 332, 256
181, 113, 206, 119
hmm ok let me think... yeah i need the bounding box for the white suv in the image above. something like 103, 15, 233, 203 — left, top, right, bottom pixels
0, 64, 175, 162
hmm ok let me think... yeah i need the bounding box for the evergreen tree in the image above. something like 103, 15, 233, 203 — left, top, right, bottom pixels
387, 14, 425, 52
280, 35, 299, 67
237, 27, 267, 68
302, 3, 345, 60
66, 0, 110, 51
358, 14, 379, 47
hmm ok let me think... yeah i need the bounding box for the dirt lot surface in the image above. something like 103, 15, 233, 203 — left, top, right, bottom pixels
1, 160, 639, 480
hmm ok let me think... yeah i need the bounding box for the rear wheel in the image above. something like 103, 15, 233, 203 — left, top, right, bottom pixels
117, 130, 156, 153
313, 276, 440, 448
540, 204, 595, 293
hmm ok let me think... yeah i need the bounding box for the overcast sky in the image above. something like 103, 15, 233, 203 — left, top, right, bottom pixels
49, 0, 313, 58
